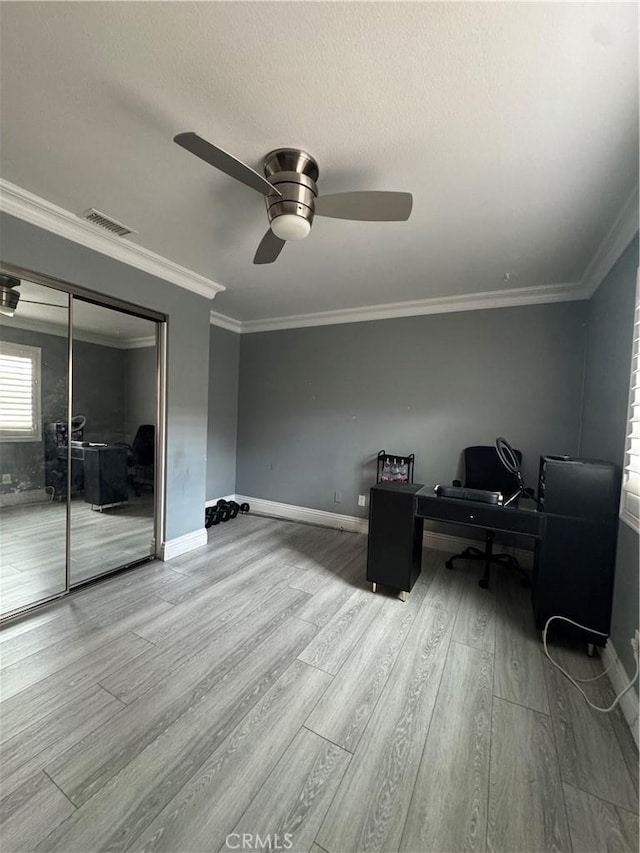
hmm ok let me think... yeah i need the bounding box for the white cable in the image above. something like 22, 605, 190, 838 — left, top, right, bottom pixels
543, 615, 639, 714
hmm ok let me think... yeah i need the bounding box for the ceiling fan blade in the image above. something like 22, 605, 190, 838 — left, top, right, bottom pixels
253, 229, 286, 264
174, 132, 281, 198
315, 191, 412, 221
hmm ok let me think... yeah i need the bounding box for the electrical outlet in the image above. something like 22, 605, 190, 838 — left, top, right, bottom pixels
334, 491, 342, 503
358, 494, 366, 507
1, 474, 11, 484
632, 629, 640, 657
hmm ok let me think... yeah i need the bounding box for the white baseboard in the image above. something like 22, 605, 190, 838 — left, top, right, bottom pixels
161, 527, 208, 561
600, 640, 639, 748
234, 495, 368, 534
0, 488, 50, 508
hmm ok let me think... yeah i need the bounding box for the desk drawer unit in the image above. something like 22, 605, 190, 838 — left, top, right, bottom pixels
367, 483, 424, 596
415, 493, 542, 537
84, 446, 128, 509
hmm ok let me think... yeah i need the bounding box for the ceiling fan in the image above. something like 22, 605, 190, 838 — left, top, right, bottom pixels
174, 132, 413, 264
0, 275, 75, 318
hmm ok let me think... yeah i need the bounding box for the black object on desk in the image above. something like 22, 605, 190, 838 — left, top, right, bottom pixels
367, 482, 424, 600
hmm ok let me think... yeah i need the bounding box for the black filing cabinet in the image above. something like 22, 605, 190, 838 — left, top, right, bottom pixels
367, 482, 424, 596
83, 446, 129, 509
533, 456, 619, 647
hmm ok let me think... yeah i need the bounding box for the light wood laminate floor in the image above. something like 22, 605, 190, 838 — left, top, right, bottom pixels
0, 493, 154, 615
0, 515, 637, 852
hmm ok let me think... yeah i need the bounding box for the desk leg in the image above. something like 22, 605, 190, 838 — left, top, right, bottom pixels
399, 590, 407, 602
372, 582, 377, 593
479, 534, 493, 589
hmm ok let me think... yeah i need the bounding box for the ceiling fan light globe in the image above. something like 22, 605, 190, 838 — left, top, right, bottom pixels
0, 280, 20, 317
270, 214, 311, 241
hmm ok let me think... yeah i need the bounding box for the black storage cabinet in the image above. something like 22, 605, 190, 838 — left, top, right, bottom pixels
533, 456, 620, 647
83, 446, 129, 508
367, 482, 424, 595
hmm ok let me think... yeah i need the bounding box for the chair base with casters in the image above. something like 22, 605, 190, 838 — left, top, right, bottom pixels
445, 529, 529, 589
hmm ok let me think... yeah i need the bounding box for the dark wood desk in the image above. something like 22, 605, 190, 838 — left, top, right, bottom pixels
367, 477, 617, 650
415, 486, 543, 539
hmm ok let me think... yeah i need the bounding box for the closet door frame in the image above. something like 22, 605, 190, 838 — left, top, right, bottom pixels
0, 261, 167, 622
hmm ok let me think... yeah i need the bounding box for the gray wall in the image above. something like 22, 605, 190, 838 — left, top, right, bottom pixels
236, 302, 587, 518
73, 338, 126, 446
1, 212, 211, 541
0, 323, 127, 490
207, 325, 240, 499
580, 235, 639, 690
123, 345, 157, 444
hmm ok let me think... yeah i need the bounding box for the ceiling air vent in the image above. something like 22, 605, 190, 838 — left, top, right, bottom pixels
79, 208, 137, 238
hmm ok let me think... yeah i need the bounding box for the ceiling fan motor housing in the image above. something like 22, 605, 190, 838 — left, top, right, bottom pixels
263, 149, 319, 239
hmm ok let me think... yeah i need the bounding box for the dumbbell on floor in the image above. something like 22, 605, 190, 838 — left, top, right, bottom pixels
206, 499, 248, 527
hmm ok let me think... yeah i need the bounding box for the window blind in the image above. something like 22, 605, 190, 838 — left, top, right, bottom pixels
621, 272, 640, 532
0, 341, 42, 442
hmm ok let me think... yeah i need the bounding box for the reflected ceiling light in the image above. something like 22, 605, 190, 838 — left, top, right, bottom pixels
0, 275, 20, 318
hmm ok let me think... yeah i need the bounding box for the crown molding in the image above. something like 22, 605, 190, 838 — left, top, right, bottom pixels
124, 335, 156, 349
209, 310, 243, 334
0, 179, 225, 301
0, 315, 156, 350
210, 281, 585, 335
580, 186, 639, 298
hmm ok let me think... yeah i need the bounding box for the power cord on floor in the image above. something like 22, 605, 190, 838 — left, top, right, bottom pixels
542, 615, 639, 714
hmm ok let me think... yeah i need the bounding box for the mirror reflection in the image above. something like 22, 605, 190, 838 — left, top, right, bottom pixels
0, 281, 69, 615
69, 297, 157, 584
0, 279, 160, 618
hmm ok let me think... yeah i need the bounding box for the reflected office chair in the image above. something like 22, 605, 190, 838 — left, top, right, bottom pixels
117, 425, 155, 495
445, 445, 526, 589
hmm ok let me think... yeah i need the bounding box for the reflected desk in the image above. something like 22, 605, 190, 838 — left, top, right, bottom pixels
49, 444, 129, 510
83, 446, 129, 510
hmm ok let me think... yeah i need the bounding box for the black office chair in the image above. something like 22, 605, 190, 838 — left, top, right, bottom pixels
117, 425, 155, 495
445, 445, 528, 589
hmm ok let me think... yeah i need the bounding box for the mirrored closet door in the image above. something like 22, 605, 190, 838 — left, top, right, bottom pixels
69, 297, 158, 584
0, 271, 164, 620
0, 281, 70, 615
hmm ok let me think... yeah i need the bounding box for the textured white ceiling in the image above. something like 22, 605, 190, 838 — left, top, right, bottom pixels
0, 2, 637, 322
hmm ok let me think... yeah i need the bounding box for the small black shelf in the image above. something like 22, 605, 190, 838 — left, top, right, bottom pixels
376, 450, 415, 485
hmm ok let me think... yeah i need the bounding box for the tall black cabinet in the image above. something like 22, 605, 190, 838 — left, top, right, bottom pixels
533, 456, 620, 648
366, 482, 424, 600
